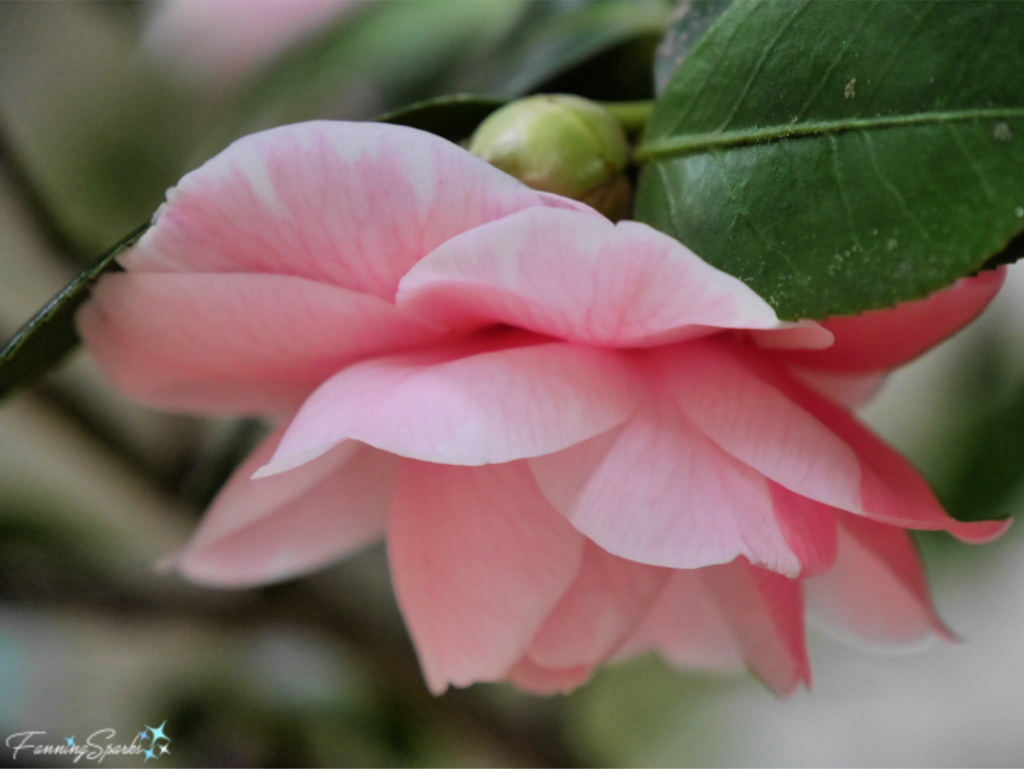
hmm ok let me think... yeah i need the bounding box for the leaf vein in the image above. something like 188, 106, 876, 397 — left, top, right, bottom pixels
943, 123, 997, 203
667, 6, 750, 137
828, 134, 865, 255
792, 0, 880, 124
859, 130, 931, 241
707, 150, 799, 278
717, 0, 813, 133
854, 2, 937, 119
636, 107, 1024, 161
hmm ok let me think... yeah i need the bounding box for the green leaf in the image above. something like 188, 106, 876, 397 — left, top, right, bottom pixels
0, 222, 149, 401
456, 0, 672, 98
653, 0, 732, 94
635, 1, 1024, 320
377, 94, 508, 143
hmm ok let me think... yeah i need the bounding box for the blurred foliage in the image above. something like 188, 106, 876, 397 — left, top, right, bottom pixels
1, 2, 1024, 768
929, 334, 1024, 524
378, 95, 507, 143
453, 0, 671, 98
218, 1, 522, 147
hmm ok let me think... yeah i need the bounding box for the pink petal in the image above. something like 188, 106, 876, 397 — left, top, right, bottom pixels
525, 542, 670, 669
531, 382, 823, 577
126, 121, 569, 300
805, 514, 953, 650
507, 659, 592, 696
397, 208, 796, 346
774, 368, 1011, 545
531, 191, 605, 216
769, 482, 839, 578
702, 559, 811, 696
787, 367, 887, 409
663, 340, 1005, 543
750, 324, 834, 351
78, 272, 445, 415
388, 461, 584, 693
172, 425, 397, 587
255, 331, 641, 475
774, 269, 1005, 372
617, 569, 744, 671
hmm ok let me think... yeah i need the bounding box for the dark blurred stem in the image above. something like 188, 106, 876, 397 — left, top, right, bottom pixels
0, 113, 90, 264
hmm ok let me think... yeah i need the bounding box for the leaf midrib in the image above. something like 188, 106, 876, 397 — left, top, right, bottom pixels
635, 106, 1024, 162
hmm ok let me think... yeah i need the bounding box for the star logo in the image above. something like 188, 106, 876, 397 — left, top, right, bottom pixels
146, 721, 169, 744
64, 736, 76, 748
143, 720, 171, 760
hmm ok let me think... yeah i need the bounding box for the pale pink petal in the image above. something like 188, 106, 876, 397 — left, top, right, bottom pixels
750, 323, 834, 351
507, 659, 592, 696
702, 559, 810, 696
388, 461, 584, 693
126, 122, 568, 300
805, 514, 953, 650
787, 367, 887, 409
616, 569, 744, 671
769, 482, 838, 578
256, 331, 641, 475
663, 340, 1005, 543
397, 209, 797, 346
173, 425, 397, 587
621, 561, 810, 695
774, 269, 1005, 373
526, 542, 670, 669
531, 385, 821, 577
530, 191, 605, 216
78, 272, 445, 415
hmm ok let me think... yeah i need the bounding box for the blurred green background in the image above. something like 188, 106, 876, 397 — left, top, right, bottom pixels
1, 2, 1023, 766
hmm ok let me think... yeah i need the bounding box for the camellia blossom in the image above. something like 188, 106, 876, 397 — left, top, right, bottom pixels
78, 121, 1009, 696
144, 0, 359, 84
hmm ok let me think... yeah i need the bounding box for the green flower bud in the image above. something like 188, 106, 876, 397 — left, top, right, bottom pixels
468, 95, 632, 220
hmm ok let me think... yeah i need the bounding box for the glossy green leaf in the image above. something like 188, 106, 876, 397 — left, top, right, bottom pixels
377, 94, 507, 143
653, 0, 732, 94
635, 1, 1024, 320
0, 222, 148, 400
456, 0, 671, 98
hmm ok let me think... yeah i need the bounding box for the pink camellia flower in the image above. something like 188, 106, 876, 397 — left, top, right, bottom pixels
144, 0, 359, 84
78, 121, 1008, 696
